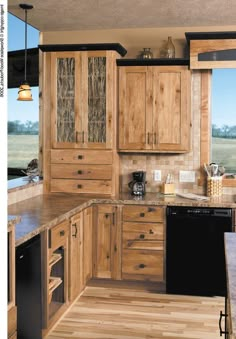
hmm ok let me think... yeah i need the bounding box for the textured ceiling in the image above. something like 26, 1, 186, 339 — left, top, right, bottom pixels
8, 0, 236, 32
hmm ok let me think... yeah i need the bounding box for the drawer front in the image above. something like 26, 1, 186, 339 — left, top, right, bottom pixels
123, 222, 164, 240
8, 306, 17, 337
123, 205, 164, 222
122, 249, 163, 279
49, 220, 69, 250
51, 164, 112, 180
51, 149, 113, 164
51, 179, 112, 194
123, 237, 164, 251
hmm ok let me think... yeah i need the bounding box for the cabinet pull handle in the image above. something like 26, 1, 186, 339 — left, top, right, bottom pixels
139, 263, 145, 269
72, 223, 77, 238
77, 170, 83, 174
140, 234, 145, 239
154, 132, 157, 144
77, 184, 82, 189
112, 212, 115, 225
149, 229, 154, 234
140, 212, 145, 217
78, 155, 83, 160
148, 207, 155, 212
82, 131, 85, 144
60, 230, 65, 236
219, 310, 228, 336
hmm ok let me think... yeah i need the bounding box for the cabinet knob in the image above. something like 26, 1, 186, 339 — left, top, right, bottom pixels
77, 184, 82, 189
140, 212, 145, 217
149, 229, 154, 234
139, 263, 145, 269
60, 230, 65, 236
139, 234, 145, 239
148, 207, 155, 212
77, 170, 83, 174
78, 155, 83, 160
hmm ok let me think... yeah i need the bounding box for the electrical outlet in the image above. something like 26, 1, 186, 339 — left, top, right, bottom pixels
154, 170, 161, 181
179, 170, 195, 183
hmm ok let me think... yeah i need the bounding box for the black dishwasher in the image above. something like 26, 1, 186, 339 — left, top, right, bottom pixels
16, 234, 42, 339
166, 206, 232, 297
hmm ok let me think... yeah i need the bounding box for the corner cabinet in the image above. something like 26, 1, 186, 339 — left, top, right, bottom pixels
40, 44, 126, 195
93, 204, 122, 280
118, 61, 191, 153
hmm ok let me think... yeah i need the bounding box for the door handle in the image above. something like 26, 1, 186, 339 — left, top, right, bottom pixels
219, 310, 228, 336
72, 223, 78, 238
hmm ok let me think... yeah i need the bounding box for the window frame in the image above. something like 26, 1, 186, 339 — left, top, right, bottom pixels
200, 70, 236, 187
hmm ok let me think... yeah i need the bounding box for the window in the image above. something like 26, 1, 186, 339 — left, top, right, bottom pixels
211, 69, 236, 174
8, 13, 39, 179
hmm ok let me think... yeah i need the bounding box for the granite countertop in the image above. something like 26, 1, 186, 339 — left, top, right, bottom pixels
225, 233, 236, 336
8, 215, 21, 230
8, 192, 236, 247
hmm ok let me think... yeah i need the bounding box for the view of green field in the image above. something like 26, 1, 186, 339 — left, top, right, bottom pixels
212, 137, 236, 173
7, 135, 236, 173
8, 135, 39, 168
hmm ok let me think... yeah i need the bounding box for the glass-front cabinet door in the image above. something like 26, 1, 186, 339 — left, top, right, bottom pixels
51, 51, 113, 149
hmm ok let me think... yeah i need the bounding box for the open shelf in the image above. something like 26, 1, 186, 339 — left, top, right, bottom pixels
49, 276, 63, 295
49, 253, 62, 268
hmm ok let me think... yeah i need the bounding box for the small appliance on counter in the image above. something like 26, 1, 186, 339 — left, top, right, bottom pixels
128, 171, 146, 196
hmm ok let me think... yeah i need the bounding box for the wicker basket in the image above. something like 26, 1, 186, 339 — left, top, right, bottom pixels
207, 177, 222, 197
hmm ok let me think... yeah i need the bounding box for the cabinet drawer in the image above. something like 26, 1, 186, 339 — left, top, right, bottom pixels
123, 222, 164, 240
51, 179, 112, 194
122, 249, 163, 280
49, 220, 69, 251
51, 149, 113, 164
8, 306, 17, 338
123, 205, 164, 222
51, 164, 112, 180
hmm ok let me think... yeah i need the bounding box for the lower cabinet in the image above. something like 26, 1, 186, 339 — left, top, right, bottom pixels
69, 206, 93, 303
42, 219, 69, 335
69, 210, 84, 301
93, 204, 122, 280
8, 222, 17, 339
122, 205, 165, 282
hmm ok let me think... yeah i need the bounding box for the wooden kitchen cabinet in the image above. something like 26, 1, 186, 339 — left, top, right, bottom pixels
47, 50, 120, 149
83, 206, 93, 284
42, 219, 69, 334
122, 205, 165, 282
8, 222, 17, 339
118, 65, 191, 152
40, 45, 123, 195
93, 204, 122, 280
69, 211, 84, 302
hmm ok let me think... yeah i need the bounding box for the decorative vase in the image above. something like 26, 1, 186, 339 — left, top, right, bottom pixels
165, 36, 175, 58
141, 48, 153, 59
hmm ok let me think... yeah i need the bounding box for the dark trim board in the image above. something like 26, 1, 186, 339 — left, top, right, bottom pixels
185, 31, 236, 45
117, 58, 190, 66
39, 43, 127, 57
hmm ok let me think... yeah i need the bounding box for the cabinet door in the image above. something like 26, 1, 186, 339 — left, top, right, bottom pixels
80, 51, 114, 149
83, 206, 93, 284
119, 66, 153, 150
93, 204, 121, 279
51, 52, 82, 148
152, 66, 191, 152
69, 211, 84, 302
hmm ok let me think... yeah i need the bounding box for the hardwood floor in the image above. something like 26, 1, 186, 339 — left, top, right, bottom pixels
46, 286, 224, 339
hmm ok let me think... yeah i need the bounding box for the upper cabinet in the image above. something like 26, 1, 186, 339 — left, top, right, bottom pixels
51, 51, 113, 149
40, 44, 127, 150
118, 64, 191, 153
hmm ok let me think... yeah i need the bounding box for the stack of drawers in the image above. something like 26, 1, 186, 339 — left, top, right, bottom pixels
50, 150, 113, 194
122, 205, 165, 282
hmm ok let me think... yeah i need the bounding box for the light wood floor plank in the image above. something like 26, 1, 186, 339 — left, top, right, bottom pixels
46, 286, 224, 339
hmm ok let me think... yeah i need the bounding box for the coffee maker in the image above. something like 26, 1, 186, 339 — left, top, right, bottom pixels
128, 171, 146, 196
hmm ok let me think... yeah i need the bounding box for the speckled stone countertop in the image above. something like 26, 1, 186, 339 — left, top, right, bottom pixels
225, 233, 236, 337
8, 192, 236, 247
8, 215, 21, 230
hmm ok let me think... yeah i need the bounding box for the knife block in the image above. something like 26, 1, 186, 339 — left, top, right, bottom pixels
161, 183, 175, 195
